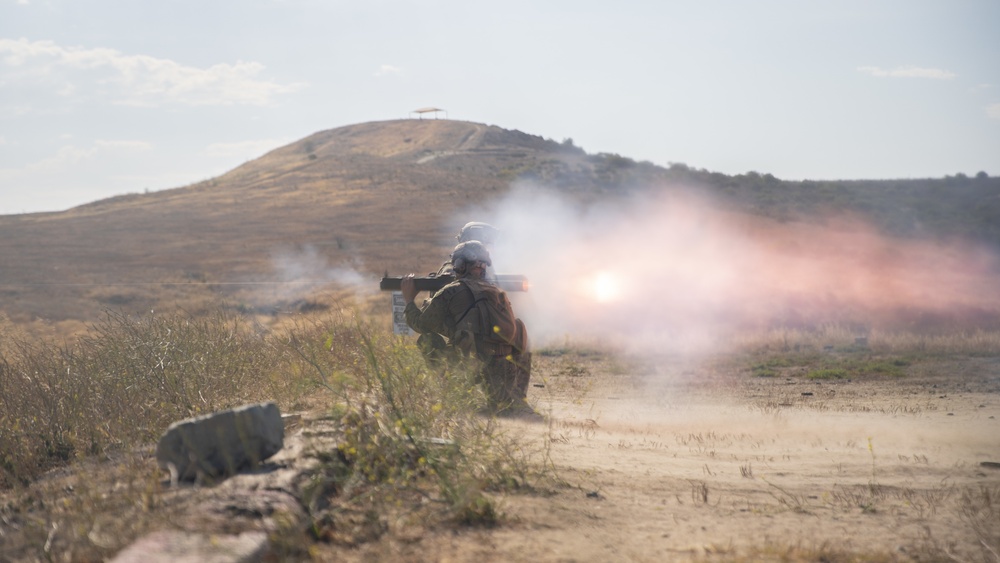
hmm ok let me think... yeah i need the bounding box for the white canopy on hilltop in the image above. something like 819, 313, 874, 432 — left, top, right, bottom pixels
410, 107, 448, 119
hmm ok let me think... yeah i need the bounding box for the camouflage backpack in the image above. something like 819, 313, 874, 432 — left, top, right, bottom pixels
457, 278, 526, 355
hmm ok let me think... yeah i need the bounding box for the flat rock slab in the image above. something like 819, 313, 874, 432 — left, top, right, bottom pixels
156, 402, 284, 482
110, 530, 268, 563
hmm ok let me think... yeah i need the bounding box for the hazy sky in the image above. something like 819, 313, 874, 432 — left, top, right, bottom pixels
2, 0, 998, 215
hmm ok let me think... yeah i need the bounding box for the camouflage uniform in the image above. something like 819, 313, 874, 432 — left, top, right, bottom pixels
404, 280, 529, 411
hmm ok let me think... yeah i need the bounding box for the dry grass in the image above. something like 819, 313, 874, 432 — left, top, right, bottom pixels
0, 120, 591, 335
719, 325, 1000, 386
0, 309, 293, 488
0, 306, 548, 561
2, 320, 997, 561
732, 325, 1000, 357
959, 485, 1000, 562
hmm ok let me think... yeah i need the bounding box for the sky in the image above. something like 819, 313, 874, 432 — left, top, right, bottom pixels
1, 0, 999, 216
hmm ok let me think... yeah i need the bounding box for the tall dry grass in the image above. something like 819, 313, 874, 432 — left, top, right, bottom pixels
0, 309, 290, 488
0, 307, 543, 559
282, 314, 542, 528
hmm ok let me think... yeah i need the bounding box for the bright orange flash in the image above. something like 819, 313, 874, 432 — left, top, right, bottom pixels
591, 271, 622, 303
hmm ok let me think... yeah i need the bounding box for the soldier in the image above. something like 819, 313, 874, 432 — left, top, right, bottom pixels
435, 221, 501, 281
457, 221, 500, 245
401, 241, 538, 419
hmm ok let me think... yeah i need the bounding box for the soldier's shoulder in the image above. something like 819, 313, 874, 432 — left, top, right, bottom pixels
435, 280, 468, 296
459, 277, 504, 295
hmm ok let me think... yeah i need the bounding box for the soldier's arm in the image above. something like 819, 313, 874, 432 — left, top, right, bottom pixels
404, 287, 452, 335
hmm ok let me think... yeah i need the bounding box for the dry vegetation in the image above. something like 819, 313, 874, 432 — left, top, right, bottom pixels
1, 311, 998, 561
6, 119, 993, 338
1, 120, 999, 560
0, 306, 549, 561
0, 120, 586, 333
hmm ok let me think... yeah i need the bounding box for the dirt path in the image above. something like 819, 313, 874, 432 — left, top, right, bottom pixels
399, 354, 1000, 562
415, 124, 486, 164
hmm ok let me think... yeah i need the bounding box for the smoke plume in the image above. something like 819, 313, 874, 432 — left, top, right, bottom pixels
461, 183, 1000, 350
252, 245, 368, 310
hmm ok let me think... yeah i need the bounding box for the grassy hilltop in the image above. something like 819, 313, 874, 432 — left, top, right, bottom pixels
1, 118, 997, 335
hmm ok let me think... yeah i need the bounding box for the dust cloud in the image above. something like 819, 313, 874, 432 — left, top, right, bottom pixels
462, 183, 1000, 351
270, 245, 366, 289
453, 186, 998, 561
256, 244, 368, 307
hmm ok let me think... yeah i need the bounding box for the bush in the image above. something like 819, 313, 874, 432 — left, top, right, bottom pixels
282, 315, 539, 533
0, 308, 542, 545
0, 309, 288, 488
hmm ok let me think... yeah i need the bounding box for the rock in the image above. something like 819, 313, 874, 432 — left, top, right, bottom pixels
156, 402, 284, 482
110, 530, 268, 563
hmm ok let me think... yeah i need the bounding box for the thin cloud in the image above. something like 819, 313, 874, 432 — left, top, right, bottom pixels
988, 103, 1000, 120
0, 140, 150, 179
374, 64, 403, 77
0, 139, 169, 213
25, 146, 99, 171
0, 38, 306, 107
857, 65, 956, 80
0, 146, 93, 190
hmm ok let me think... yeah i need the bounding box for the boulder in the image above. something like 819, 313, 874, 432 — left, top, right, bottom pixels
156, 402, 284, 482
110, 530, 268, 563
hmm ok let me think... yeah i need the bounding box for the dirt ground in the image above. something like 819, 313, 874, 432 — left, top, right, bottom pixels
352, 352, 1000, 562
3, 352, 998, 562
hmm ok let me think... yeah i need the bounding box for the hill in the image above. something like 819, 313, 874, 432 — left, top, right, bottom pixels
1, 119, 998, 336
0, 120, 546, 330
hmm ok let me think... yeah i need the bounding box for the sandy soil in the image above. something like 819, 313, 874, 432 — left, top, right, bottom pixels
365, 353, 1000, 562
3, 353, 997, 562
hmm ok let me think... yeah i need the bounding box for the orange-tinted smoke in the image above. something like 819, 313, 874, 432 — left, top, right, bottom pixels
472, 185, 1000, 345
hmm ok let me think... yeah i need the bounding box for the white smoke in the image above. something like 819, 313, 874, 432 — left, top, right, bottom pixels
258, 245, 370, 308
271, 245, 365, 286
459, 182, 1000, 352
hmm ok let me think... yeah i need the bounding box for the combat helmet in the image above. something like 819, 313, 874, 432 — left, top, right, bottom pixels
457, 222, 500, 246
451, 241, 492, 274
